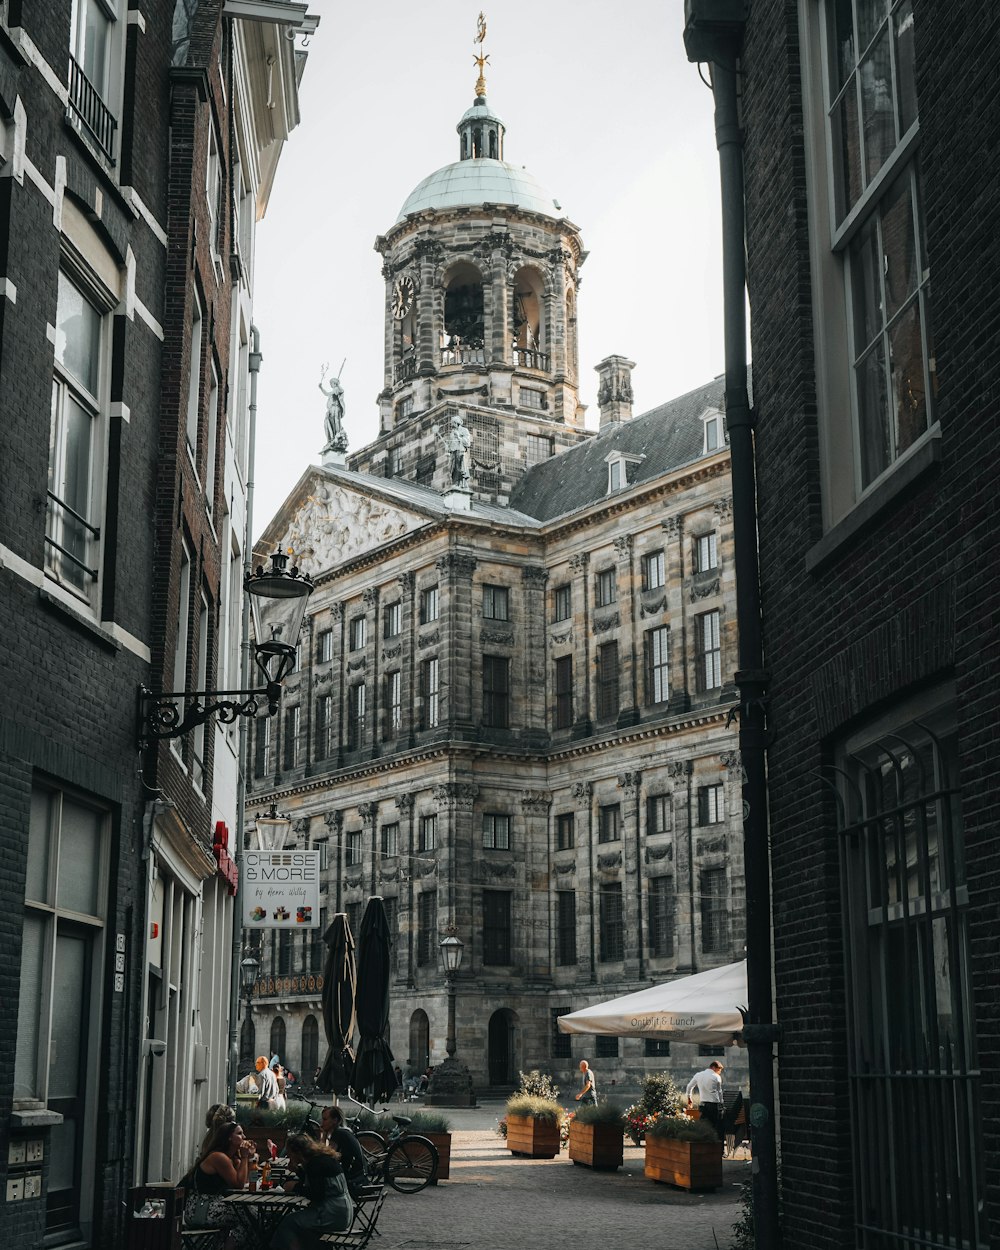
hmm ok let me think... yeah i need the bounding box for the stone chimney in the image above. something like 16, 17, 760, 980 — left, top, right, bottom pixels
595, 355, 636, 430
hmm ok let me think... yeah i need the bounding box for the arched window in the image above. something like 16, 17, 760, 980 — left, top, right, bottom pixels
488, 129, 498, 159
269, 1016, 286, 1062
408, 1009, 430, 1073
443, 262, 485, 357
512, 266, 547, 369
301, 1015, 319, 1079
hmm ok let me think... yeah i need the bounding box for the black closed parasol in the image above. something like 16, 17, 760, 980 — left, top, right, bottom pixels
317, 913, 356, 1094
352, 896, 396, 1103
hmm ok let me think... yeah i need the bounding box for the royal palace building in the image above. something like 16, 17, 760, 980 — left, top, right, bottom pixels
245, 73, 747, 1094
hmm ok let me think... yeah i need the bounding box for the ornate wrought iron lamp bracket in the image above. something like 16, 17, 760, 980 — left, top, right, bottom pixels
137, 682, 282, 749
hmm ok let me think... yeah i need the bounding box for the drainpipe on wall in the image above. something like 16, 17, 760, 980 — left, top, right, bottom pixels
227, 323, 262, 1105
684, 6, 781, 1247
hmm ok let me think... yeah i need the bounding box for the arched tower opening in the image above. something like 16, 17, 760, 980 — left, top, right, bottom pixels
512, 265, 547, 368
443, 261, 485, 359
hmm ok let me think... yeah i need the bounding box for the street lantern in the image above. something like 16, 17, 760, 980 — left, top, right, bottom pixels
439, 932, 465, 977
138, 549, 313, 747
425, 926, 477, 1107
240, 953, 260, 998
252, 802, 292, 852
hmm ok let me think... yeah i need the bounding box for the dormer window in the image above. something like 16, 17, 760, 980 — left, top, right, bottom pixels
605, 451, 644, 495
703, 409, 726, 453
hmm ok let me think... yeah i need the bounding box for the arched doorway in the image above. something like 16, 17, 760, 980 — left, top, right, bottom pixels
301, 1015, 319, 1080
240, 1016, 255, 1070
269, 1016, 286, 1063
409, 1009, 429, 1075
488, 1009, 517, 1087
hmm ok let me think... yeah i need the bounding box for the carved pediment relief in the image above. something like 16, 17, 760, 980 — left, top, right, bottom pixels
280, 478, 425, 576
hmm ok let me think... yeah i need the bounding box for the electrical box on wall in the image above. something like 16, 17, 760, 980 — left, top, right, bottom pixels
7, 1178, 23, 1202
24, 1174, 42, 1200
8, 1141, 25, 1165
26, 1139, 43, 1162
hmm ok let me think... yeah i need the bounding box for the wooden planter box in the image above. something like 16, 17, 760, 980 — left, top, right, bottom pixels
421, 1131, 452, 1181
506, 1115, 560, 1159
644, 1136, 723, 1191
568, 1121, 624, 1171
244, 1125, 288, 1157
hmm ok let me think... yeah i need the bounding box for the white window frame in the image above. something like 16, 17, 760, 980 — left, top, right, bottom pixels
349, 615, 366, 651
186, 289, 203, 468
47, 267, 111, 609
15, 783, 109, 1235
419, 585, 439, 625
642, 549, 665, 591
801, 0, 936, 527
418, 814, 436, 853
702, 409, 725, 453
694, 532, 718, 573
482, 813, 511, 851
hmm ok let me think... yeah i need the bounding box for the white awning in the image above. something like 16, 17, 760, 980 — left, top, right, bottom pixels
557, 960, 747, 1045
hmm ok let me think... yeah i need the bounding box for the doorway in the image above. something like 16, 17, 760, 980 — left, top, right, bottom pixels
488, 1009, 516, 1086
409, 1009, 430, 1076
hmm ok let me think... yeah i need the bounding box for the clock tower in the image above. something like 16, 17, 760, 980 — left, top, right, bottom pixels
351, 57, 591, 503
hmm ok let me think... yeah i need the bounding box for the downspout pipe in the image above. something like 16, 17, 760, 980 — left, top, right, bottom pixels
227, 322, 262, 1105
684, 16, 781, 1248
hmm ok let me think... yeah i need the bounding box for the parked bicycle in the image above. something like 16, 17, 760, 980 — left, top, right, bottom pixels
350, 1113, 439, 1194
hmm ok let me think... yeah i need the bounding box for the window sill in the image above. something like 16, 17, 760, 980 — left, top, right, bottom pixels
806, 433, 942, 574
39, 586, 120, 653
10, 1107, 63, 1129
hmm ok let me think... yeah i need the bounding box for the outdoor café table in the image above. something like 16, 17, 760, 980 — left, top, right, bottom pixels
220, 1190, 309, 1250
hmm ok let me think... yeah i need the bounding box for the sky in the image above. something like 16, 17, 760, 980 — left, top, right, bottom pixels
250, 0, 725, 537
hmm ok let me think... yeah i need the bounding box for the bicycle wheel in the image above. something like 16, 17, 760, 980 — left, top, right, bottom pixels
385, 1135, 438, 1194
355, 1131, 385, 1180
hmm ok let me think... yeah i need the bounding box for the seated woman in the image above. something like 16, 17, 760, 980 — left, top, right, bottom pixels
271, 1133, 353, 1250
183, 1121, 256, 1247
198, 1103, 236, 1159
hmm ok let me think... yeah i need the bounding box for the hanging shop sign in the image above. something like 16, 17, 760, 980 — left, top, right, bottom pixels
242, 850, 320, 928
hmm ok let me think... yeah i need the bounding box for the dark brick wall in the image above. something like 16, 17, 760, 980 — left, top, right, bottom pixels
0, 0, 228, 1244
740, 2, 1000, 1246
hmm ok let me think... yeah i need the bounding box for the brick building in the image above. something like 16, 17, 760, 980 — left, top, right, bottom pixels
244, 80, 748, 1095
0, 1, 314, 1244
722, 1, 999, 1246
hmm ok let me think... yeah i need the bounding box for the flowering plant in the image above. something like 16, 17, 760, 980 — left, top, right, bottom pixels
560, 1111, 574, 1147
495, 1115, 508, 1141
624, 1105, 655, 1144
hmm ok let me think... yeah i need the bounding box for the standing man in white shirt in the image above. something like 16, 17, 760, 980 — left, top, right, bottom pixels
575, 1060, 598, 1105
686, 1060, 725, 1139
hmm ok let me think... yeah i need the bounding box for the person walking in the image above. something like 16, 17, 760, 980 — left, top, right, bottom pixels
686, 1060, 725, 1139
575, 1060, 597, 1106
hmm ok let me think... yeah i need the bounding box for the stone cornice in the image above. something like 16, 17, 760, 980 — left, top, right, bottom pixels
243, 710, 733, 808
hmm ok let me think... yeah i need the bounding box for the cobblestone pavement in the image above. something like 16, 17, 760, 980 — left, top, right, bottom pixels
373, 1105, 747, 1250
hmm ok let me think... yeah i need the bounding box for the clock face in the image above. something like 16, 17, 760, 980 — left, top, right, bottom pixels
392, 276, 415, 319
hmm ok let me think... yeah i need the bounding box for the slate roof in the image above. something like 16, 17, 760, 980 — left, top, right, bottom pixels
508, 375, 729, 523
319, 464, 543, 529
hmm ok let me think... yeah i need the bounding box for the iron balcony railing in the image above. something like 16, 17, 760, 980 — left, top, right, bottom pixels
45, 490, 100, 582
67, 56, 117, 162
394, 355, 417, 383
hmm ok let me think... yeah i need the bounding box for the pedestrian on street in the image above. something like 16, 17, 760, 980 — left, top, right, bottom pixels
686, 1060, 725, 1139
575, 1060, 597, 1105
254, 1055, 279, 1108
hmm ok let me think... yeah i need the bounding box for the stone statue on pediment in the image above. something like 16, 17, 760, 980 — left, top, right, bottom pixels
319, 360, 349, 461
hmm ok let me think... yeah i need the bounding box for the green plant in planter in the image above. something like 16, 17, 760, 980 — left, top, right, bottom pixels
646, 1115, 720, 1143
235, 1104, 302, 1130
572, 1100, 626, 1129
505, 1094, 563, 1123
353, 1109, 397, 1136
515, 1069, 560, 1101
405, 1110, 452, 1134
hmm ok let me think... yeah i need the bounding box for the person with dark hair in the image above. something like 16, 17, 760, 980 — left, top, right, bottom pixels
319, 1105, 367, 1199
198, 1103, 236, 1159
183, 1120, 256, 1246
686, 1060, 726, 1140
272, 1133, 353, 1249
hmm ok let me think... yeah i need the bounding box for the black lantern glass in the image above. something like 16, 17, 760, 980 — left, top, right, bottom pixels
246, 550, 314, 686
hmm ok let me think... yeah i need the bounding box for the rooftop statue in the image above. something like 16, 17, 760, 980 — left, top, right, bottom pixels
319, 360, 349, 458
433, 413, 472, 489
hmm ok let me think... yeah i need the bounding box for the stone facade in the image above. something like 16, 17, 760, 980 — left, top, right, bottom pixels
246, 85, 746, 1095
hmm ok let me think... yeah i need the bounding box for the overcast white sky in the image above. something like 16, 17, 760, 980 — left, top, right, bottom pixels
250, 0, 725, 536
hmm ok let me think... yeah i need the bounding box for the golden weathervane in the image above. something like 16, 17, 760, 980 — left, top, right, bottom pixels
473, 10, 489, 97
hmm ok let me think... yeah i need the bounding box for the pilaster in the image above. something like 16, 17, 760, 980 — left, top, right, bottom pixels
521, 788, 552, 980
617, 770, 643, 978
569, 552, 591, 736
